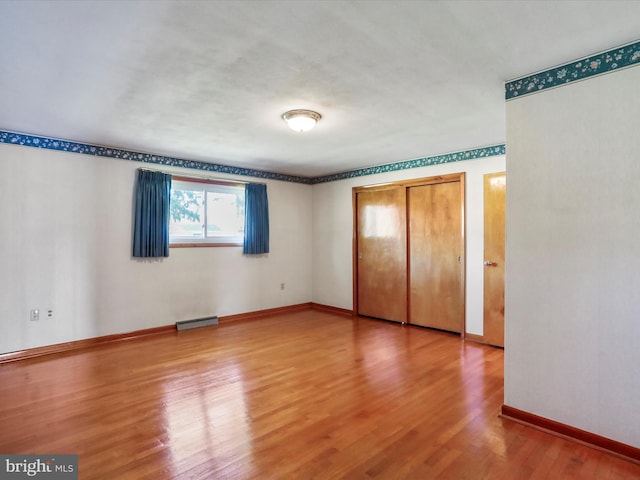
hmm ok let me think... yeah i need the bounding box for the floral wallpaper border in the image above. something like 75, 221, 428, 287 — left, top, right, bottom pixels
506, 40, 640, 99
310, 145, 506, 184
0, 131, 313, 184
0, 130, 505, 185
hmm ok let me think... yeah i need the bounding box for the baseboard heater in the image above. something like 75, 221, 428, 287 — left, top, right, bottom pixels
176, 316, 219, 331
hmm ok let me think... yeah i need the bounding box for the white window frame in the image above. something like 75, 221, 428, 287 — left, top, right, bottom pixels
169, 176, 245, 247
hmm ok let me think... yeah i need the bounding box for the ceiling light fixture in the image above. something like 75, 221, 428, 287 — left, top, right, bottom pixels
282, 109, 321, 133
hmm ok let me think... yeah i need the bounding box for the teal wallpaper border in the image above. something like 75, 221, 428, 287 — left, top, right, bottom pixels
0, 130, 505, 185
310, 145, 505, 184
506, 40, 640, 99
0, 130, 313, 184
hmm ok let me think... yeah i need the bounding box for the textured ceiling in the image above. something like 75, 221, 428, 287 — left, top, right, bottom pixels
1, 1, 639, 177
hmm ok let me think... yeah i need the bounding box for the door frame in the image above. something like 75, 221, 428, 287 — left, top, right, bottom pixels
352, 173, 466, 337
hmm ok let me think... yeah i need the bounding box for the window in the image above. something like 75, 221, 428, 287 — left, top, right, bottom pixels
169, 177, 245, 246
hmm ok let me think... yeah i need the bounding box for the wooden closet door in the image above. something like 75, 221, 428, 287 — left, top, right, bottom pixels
408, 181, 463, 332
356, 188, 407, 323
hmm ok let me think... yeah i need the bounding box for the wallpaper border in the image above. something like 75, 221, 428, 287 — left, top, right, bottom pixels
505, 40, 640, 100
0, 130, 505, 185
310, 144, 506, 184
0, 130, 313, 184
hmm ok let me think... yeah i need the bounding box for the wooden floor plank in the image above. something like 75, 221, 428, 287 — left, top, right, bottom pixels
0, 310, 638, 479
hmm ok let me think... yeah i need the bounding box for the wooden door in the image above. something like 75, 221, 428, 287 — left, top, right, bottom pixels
483, 172, 506, 347
408, 181, 463, 333
356, 187, 407, 323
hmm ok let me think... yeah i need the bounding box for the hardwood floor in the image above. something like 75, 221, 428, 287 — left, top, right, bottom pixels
0, 310, 638, 479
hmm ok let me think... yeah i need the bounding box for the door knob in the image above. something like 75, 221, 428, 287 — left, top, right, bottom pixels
484, 260, 497, 266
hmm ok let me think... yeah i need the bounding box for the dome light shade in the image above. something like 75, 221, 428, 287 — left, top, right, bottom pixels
282, 109, 321, 132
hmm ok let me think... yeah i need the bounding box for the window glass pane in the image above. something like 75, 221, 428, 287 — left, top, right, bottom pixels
205, 189, 245, 238
169, 188, 204, 239
169, 180, 245, 245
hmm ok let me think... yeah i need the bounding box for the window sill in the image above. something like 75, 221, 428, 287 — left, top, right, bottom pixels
170, 242, 243, 248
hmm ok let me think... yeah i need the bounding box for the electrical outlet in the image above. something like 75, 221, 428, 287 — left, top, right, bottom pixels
280, 283, 285, 290
47, 309, 54, 319
30, 309, 39, 322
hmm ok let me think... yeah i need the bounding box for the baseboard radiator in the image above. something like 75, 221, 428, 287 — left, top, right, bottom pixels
176, 316, 219, 331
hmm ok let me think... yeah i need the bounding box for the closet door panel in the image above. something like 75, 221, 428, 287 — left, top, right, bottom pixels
356, 188, 407, 323
408, 182, 463, 332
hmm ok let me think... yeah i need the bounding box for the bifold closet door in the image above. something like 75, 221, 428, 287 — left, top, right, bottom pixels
356, 187, 407, 323
408, 181, 463, 333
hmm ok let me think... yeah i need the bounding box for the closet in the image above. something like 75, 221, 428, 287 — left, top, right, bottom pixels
353, 173, 464, 333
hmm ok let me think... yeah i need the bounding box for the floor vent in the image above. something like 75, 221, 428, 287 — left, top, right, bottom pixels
176, 316, 219, 331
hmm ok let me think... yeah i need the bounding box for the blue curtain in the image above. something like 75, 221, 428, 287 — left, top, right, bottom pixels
133, 170, 172, 258
243, 183, 269, 254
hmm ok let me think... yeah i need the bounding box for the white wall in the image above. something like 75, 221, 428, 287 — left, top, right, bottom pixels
505, 66, 640, 447
0, 143, 313, 354
311, 155, 506, 335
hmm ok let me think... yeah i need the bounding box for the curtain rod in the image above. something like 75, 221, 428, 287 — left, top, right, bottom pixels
137, 167, 254, 185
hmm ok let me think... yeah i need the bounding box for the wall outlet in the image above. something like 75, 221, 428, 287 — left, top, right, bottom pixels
47, 309, 54, 319
280, 283, 285, 290
30, 309, 39, 322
